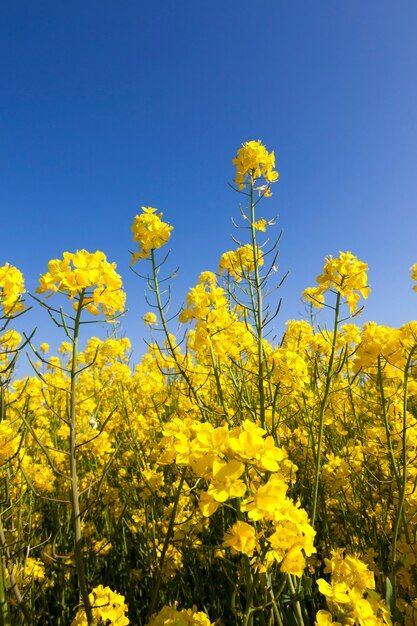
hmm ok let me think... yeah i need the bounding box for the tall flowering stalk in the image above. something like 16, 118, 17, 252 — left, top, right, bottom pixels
36, 250, 126, 626
302, 252, 370, 527
130, 207, 198, 616
130, 206, 207, 415
0, 264, 31, 626
232, 139, 279, 430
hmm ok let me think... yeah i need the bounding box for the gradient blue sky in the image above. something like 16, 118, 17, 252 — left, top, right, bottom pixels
2, 1, 417, 357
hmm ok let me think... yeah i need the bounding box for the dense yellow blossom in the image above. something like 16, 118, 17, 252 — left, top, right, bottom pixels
37, 249, 126, 315
219, 244, 264, 281
131, 206, 173, 262
317, 553, 391, 626
223, 521, 257, 556
146, 606, 213, 626
233, 139, 279, 190
0, 263, 25, 316
143, 311, 158, 325
71, 585, 129, 625
303, 251, 370, 314
7, 557, 46, 588
0, 418, 20, 466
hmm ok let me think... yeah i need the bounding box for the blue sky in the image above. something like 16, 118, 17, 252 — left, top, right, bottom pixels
2, 1, 417, 358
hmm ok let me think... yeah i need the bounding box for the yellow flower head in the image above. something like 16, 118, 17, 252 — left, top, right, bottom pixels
254, 218, 268, 232
315, 610, 342, 626
223, 521, 257, 557
233, 140, 279, 191
0, 418, 20, 465
0, 329, 22, 352
219, 244, 264, 281
0, 263, 25, 317
303, 251, 370, 315
8, 557, 46, 589
143, 311, 158, 325
37, 250, 126, 316
71, 585, 129, 626
324, 550, 375, 594
131, 207, 173, 263
59, 341, 72, 353
145, 605, 213, 626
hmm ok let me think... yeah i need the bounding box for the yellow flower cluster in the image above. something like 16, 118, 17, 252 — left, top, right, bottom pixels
269, 346, 310, 391
179, 271, 254, 363
303, 251, 370, 314
219, 244, 264, 280
8, 557, 46, 589
37, 250, 126, 315
233, 139, 279, 191
0, 418, 20, 466
146, 605, 213, 626
243, 474, 316, 576
223, 520, 257, 556
72, 585, 129, 625
0, 329, 21, 351
0, 329, 22, 375
316, 551, 391, 626
143, 311, 158, 325
0, 263, 25, 316
159, 417, 314, 577
131, 207, 173, 262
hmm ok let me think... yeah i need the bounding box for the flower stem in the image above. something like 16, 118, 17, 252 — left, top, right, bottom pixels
69, 292, 95, 626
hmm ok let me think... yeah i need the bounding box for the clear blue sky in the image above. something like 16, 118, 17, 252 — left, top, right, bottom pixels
2, 1, 417, 356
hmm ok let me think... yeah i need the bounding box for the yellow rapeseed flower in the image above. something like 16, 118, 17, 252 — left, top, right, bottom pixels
223, 521, 257, 557
143, 311, 158, 325
37, 250, 126, 316
303, 251, 370, 315
131, 207, 173, 263
219, 244, 264, 281
71, 585, 129, 625
233, 140, 279, 191
0, 263, 25, 317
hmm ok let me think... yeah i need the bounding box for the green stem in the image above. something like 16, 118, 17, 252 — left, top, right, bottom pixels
0, 516, 30, 624
242, 555, 256, 626
150, 249, 205, 418
0, 553, 10, 626
311, 291, 341, 527
286, 575, 305, 626
147, 469, 186, 619
249, 177, 266, 429
377, 359, 402, 491
390, 347, 415, 616
69, 291, 95, 626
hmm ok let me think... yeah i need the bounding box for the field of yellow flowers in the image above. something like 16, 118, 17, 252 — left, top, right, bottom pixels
1, 140, 416, 625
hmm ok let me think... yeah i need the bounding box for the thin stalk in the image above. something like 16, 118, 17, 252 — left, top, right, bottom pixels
242, 555, 256, 626
0, 516, 30, 624
147, 469, 186, 619
286, 575, 305, 626
390, 347, 416, 614
249, 177, 266, 429
69, 292, 94, 625
311, 291, 341, 527
150, 250, 205, 418
377, 359, 401, 491
377, 360, 411, 542
0, 553, 10, 626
